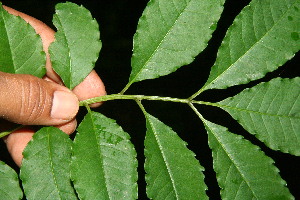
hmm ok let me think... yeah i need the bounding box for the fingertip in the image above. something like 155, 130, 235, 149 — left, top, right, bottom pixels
55, 119, 77, 135
5, 128, 34, 167
89, 102, 103, 108
4, 121, 76, 167
51, 90, 79, 121
73, 70, 106, 108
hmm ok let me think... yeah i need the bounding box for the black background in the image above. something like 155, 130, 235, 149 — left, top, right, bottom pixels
1, 0, 299, 199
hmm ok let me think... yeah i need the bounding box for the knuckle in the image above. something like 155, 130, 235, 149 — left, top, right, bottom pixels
18, 76, 52, 124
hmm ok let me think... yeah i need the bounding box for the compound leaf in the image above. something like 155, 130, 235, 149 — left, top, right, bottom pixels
219, 78, 300, 156
202, 0, 300, 91
203, 119, 293, 200
144, 112, 207, 199
126, 0, 225, 89
0, 161, 23, 200
72, 111, 138, 200
0, 3, 46, 77
49, 2, 101, 89
20, 127, 76, 200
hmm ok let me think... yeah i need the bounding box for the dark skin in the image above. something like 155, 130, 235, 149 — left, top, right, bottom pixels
0, 6, 106, 166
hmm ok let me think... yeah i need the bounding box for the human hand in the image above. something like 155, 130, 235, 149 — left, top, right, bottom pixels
0, 6, 106, 166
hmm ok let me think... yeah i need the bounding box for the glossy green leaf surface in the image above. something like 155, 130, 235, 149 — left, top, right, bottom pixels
20, 127, 76, 200
49, 2, 101, 89
202, 0, 300, 91
127, 0, 224, 87
218, 78, 300, 156
0, 3, 46, 77
72, 111, 138, 200
203, 119, 293, 200
144, 112, 207, 199
0, 161, 23, 200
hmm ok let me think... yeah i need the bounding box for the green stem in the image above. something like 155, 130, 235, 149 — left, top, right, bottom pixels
188, 103, 212, 131
120, 82, 133, 95
188, 102, 206, 122
189, 87, 206, 100
84, 103, 92, 113
192, 100, 221, 107
79, 94, 191, 106
135, 100, 147, 115
0, 95, 220, 138
0, 125, 24, 139
79, 94, 225, 109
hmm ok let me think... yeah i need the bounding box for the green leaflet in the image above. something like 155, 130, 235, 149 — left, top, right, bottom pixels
0, 3, 46, 77
72, 111, 138, 200
218, 78, 300, 156
20, 127, 76, 200
143, 111, 207, 199
49, 2, 101, 89
123, 0, 225, 92
203, 119, 293, 200
0, 161, 23, 200
202, 0, 300, 91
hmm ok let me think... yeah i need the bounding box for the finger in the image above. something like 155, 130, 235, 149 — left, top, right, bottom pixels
0, 113, 77, 135
44, 70, 106, 107
55, 119, 77, 135
72, 70, 106, 107
0, 72, 78, 125
4, 128, 34, 167
3, 118, 76, 167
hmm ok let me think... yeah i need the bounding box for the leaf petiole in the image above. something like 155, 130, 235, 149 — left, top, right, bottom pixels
119, 82, 133, 95
0, 125, 24, 139
188, 102, 205, 122
189, 87, 206, 100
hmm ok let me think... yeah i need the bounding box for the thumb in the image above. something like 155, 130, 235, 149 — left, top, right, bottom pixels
0, 72, 79, 125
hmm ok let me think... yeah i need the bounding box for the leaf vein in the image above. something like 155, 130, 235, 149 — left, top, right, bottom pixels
1, 10, 15, 72
205, 0, 296, 89
221, 103, 300, 120
47, 132, 63, 199
131, 0, 193, 83
89, 113, 111, 199
54, 16, 73, 87
147, 117, 179, 199
207, 123, 259, 199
